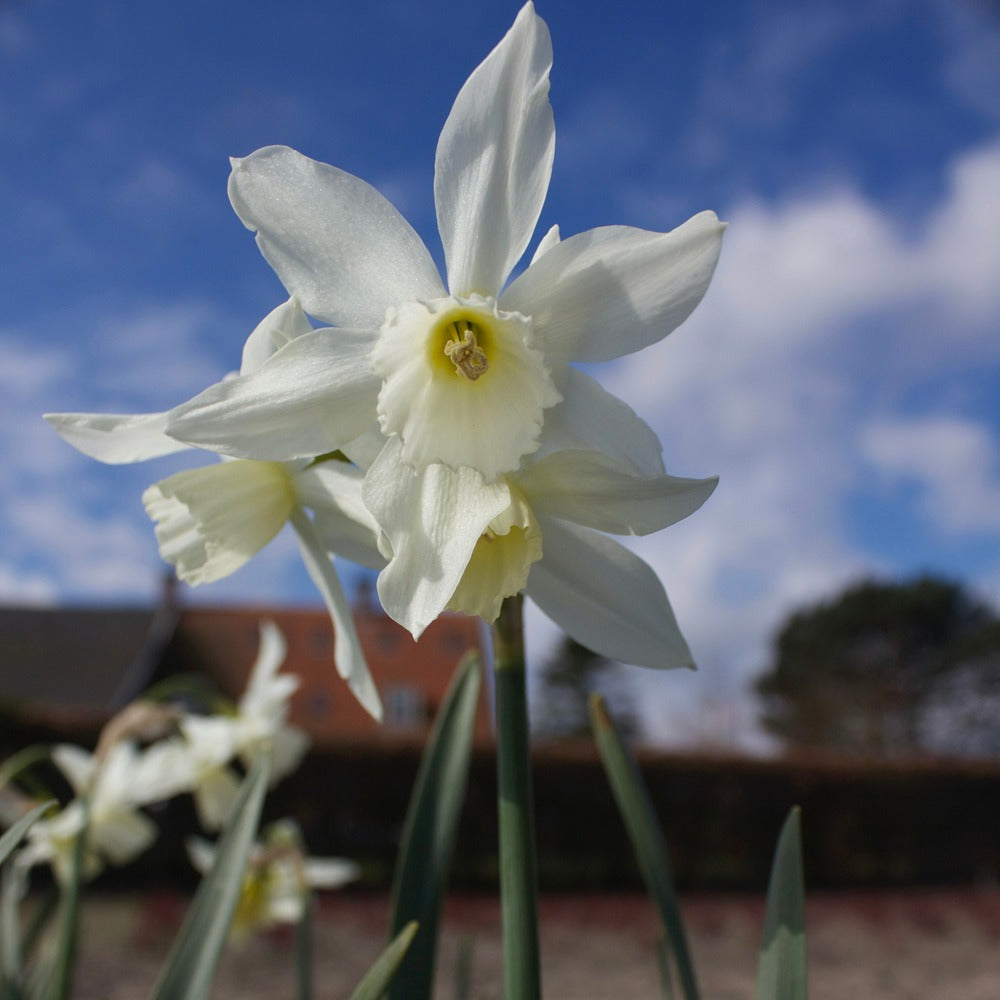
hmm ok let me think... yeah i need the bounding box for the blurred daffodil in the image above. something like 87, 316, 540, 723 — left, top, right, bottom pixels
187, 820, 359, 938
45, 300, 383, 719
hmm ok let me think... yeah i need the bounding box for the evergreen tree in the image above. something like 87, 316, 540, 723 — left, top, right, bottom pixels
756, 575, 1000, 756
533, 636, 641, 742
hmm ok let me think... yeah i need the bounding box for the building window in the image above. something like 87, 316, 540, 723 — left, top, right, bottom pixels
384, 684, 426, 729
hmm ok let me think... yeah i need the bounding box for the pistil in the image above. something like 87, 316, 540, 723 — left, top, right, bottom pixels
444, 322, 489, 380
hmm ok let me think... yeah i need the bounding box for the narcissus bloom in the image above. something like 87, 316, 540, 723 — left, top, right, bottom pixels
18, 742, 176, 883
366, 440, 717, 667
188, 820, 359, 937
137, 621, 311, 829
45, 301, 383, 720
163, 1, 724, 556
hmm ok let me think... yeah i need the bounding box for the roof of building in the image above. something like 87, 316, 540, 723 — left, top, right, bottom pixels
0, 584, 493, 747
0, 603, 177, 716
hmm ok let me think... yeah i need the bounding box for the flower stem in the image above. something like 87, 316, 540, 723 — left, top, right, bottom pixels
492, 593, 541, 1000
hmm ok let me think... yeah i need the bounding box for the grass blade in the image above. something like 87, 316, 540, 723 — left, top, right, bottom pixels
754, 808, 807, 1000
349, 922, 418, 1000
295, 891, 314, 1000
148, 754, 271, 1000
0, 803, 56, 868
589, 694, 699, 1000
45, 799, 89, 1000
1, 802, 55, 999
387, 653, 481, 1000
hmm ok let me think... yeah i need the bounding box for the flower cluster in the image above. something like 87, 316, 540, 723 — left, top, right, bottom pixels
7, 622, 308, 886
45, 3, 724, 712
187, 819, 359, 939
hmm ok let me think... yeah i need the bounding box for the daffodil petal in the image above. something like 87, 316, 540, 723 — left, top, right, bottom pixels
303, 857, 362, 889
435, 2, 554, 296
238, 620, 291, 719
516, 451, 718, 536
293, 462, 385, 570
143, 461, 295, 585
93, 809, 157, 867
166, 329, 379, 461
229, 145, 444, 327
502, 213, 726, 363
52, 745, 94, 796
530, 223, 561, 264
527, 517, 694, 669
364, 438, 510, 637
43, 411, 189, 464
240, 297, 314, 375
538, 366, 665, 476
290, 508, 383, 721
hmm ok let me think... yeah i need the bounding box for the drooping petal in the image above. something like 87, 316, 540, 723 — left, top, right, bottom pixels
166, 329, 380, 461
363, 438, 510, 637
502, 212, 726, 363
527, 517, 694, 669
142, 461, 296, 585
240, 297, 314, 375
435, 2, 555, 296
229, 145, 444, 327
537, 366, 665, 476
43, 411, 189, 464
290, 508, 383, 721
293, 461, 385, 570
515, 450, 718, 536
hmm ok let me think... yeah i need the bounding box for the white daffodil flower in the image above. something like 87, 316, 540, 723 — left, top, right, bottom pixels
142, 454, 384, 718
19, 741, 174, 883
232, 620, 309, 776
138, 622, 311, 830
187, 821, 359, 937
45, 299, 384, 720
163, 2, 724, 529
366, 441, 718, 667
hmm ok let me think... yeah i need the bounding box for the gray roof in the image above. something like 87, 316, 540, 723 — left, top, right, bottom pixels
0, 605, 177, 713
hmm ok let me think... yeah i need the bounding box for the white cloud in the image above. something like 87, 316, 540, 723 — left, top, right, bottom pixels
862, 415, 1000, 535
582, 140, 1000, 746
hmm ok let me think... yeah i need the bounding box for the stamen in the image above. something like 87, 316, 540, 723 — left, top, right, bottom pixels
444, 323, 489, 380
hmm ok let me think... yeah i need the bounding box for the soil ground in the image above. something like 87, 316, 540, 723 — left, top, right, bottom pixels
65, 888, 1000, 999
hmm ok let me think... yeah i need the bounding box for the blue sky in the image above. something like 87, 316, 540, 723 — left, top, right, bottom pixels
2, 0, 999, 747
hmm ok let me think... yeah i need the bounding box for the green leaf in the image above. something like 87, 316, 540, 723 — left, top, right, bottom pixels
348, 922, 418, 1000
148, 754, 271, 1000
453, 935, 474, 1000
0, 801, 56, 1000
0, 749, 54, 805
45, 796, 91, 1000
754, 807, 807, 1000
655, 933, 675, 1000
1, 862, 25, 1000
589, 695, 699, 1000
0, 803, 56, 868
387, 653, 481, 1000
295, 891, 314, 1000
